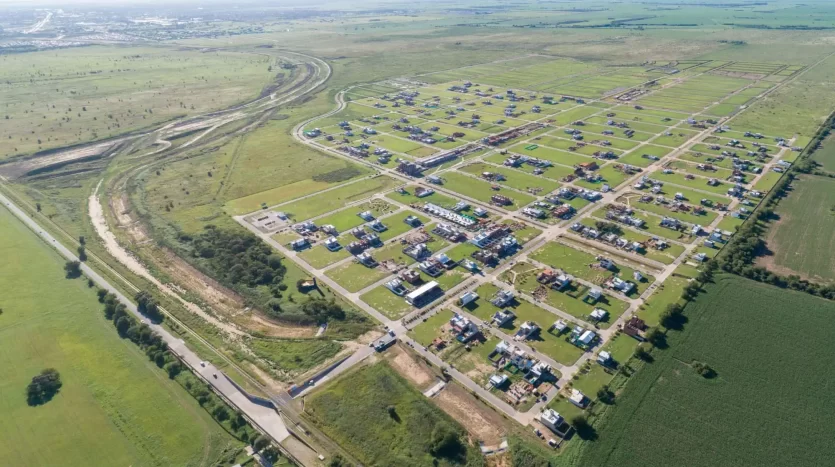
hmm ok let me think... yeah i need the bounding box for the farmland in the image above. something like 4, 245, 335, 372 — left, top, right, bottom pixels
7, 1, 835, 464
0, 206, 237, 466
760, 175, 835, 283
574, 275, 835, 467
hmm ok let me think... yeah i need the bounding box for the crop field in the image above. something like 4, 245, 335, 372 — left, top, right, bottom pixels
578, 275, 835, 467
0, 207, 235, 466
760, 175, 835, 283
306, 362, 479, 466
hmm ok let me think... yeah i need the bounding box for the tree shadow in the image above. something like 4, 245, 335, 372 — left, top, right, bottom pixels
661, 313, 689, 332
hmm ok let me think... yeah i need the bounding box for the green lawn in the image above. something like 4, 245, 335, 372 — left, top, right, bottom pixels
325, 261, 392, 293
410, 309, 454, 347
0, 207, 237, 466
442, 171, 536, 209
361, 286, 413, 319
306, 363, 479, 466
638, 276, 689, 326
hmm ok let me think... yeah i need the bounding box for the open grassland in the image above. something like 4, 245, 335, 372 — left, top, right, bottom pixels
0, 207, 235, 466
761, 175, 835, 283
305, 362, 479, 466
0, 46, 276, 158
575, 275, 835, 467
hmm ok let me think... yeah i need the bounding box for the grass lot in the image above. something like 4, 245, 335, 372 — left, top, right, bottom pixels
306, 363, 478, 466
576, 275, 835, 467
637, 276, 689, 326
325, 259, 392, 293
458, 162, 560, 193
0, 207, 236, 466
258, 176, 398, 220
761, 175, 835, 282
247, 338, 343, 375
442, 171, 536, 209
812, 133, 835, 172
411, 309, 454, 347
361, 286, 413, 319
386, 185, 460, 209
298, 244, 352, 269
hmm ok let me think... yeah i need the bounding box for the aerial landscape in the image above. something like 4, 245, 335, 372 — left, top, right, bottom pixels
1, 0, 835, 465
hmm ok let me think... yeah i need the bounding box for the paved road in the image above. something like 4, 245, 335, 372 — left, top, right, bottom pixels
0, 192, 292, 443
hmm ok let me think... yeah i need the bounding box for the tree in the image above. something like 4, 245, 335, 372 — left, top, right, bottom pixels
135, 290, 163, 323
36, 203, 41, 212
212, 405, 230, 421
78, 236, 85, 246
97, 288, 109, 303
165, 361, 182, 379
692, 361, 717, 378
253, 435, 270, 452
115, 315, 132, 336
645, 327, 665, 347
633, 345, 652, 362
26, 368, 62, 406
261, 446, 280, 463
328, 454, 353, 467
429, 423, 465, 460
64, 260, 82, 278
77, 246, 87, 262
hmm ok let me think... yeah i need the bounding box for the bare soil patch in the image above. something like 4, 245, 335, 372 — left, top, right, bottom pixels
386, 344, 436, 389
434, 383, 508, 446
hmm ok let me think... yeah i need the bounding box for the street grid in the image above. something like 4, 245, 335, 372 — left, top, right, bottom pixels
235, 57, 804, 427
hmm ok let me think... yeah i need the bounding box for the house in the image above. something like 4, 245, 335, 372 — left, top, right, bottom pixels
419, 260, 443, 277
552, 320, 568, 334
585, 288, 603, 303
611, 277, 635, 295
624, 316, 647, 341
537, 269, 557, 284
435, 253, 456, 269
514, 321, 540, 341
324, 237, 341, 252
633, 270, 644, 282
403, 215, 423, 227
539, 409, 564, 433
369, 220, 387, 232
489, 374, 509, 388
459, 291, 479, 307
357, 252, 377, 267
321, 224, 338, 236
694, 252, 708, 262
599, 258, 615, 270
450, 313, 480, 342
492, 310, 515, 327
351, 227, 367, 239
404, 243, 431, 261
405, 281, 442, 306
491, 289, 515, 308
358, 211, 375, 222
553, 274, 572, 291
473, 207, 488, 217
597, 350, 613, 366
470, 226, 512, 248
290, 238, 309, 251
385, 279, 407, 296
578, 330, 597, 347
400, 269, 421, 284
569, 389, 588, 408
590, 308, 608, 322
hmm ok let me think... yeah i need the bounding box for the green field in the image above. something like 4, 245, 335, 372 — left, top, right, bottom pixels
0, 207, 237, 466
0, 46, 276, 158
306, 362, 479, 466
575, 275, 835, 467
762, 175, 835, 283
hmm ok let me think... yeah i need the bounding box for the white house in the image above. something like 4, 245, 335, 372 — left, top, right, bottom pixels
539, 409, 564, 432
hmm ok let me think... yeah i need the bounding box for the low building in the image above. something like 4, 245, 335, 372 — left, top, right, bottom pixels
597, 350, 613, 366
489, 374, 509, 388
405, 281, 442, 306
585, 288, 603, 303
385, 279, 406, 296
539, 409, 564, 433
450, 313, 480, 342
404, 215, 423, 227
491, 289, 515, 308
590, 308, 608, 322
357, 252, 377, 267
459, 291, 479, 307
290, 238, 309, 251
324, 237, 341, 252
552, 320, 568, 334
514, 321, 540, 341
492, 309, 515, 327
419, 260, 443, 277
569, 389, 588, 408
